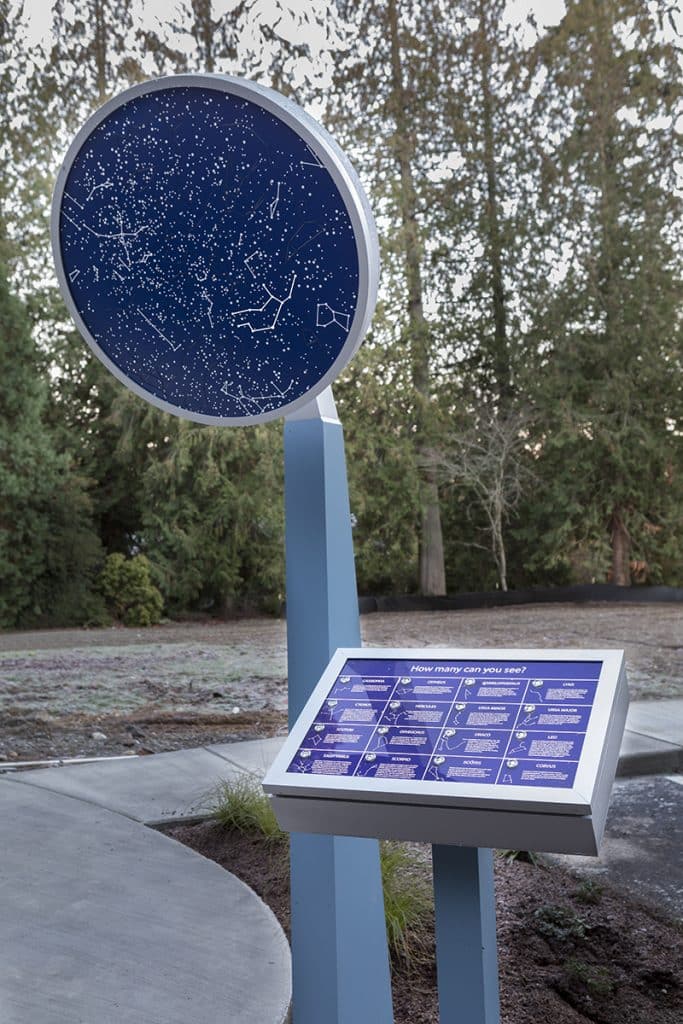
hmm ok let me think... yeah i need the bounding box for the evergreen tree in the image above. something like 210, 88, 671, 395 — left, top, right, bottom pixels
0, 223, 103, 626
528, 0, 683, 585
123, 410, 285, 615
423, 1, 542, 590
332, 0, 449, 594
336, 328, 422, 595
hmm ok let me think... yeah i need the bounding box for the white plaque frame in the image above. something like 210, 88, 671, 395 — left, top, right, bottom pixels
263, 647, 629, 855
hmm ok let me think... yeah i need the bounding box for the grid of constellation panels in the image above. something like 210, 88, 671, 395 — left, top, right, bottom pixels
286, 659, 602, 788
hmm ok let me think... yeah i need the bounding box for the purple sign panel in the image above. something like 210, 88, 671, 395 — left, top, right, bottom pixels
355, 752, 429, 780
436, 729, 509, 757
513, 731, 585, 760
316, 699, 386, 725
459, 678, 528, 703
498, 758, 579, 788
427, 757, 500, 784
526, 679, 598, 704
379, 701, 450, 728
300, 722, 375, 752
288, 750, 364, 776
447, 703, 518, 729
369, 726, 440, 756
286, 657, 602, 788
520, 704, 592, 731
390, 675, 461, 701
328, 674, 397, 700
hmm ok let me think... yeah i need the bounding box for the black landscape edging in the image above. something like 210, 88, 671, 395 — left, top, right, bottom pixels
357, 584, 683, 615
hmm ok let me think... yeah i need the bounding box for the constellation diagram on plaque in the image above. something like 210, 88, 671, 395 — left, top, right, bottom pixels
59, 87, 360, 418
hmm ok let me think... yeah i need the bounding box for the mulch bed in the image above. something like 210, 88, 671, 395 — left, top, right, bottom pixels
168, 820, 683, 1024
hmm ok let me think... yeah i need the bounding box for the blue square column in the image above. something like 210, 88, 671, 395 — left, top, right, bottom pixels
432, 845, 500, 1024
284, 389, 394, 1024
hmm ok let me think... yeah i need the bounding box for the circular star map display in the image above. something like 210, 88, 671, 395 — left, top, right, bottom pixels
51, 75, 378, 424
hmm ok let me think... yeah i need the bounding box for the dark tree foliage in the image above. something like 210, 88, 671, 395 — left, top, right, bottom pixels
0, 223, 104, 627
522, 0, 683, 586
0, 0, 681, 627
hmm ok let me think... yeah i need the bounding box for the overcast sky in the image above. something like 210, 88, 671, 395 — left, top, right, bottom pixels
13, 0, 569, 56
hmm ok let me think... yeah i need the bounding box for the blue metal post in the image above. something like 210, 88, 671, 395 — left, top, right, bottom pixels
284, 389, 394, 1024
432, 845, 500, 1024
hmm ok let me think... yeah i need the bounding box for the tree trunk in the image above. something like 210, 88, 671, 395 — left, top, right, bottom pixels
492, 489, 508, 591
192, 0, 215, 72
419, 476, 446, 595
93, 0, 107, 104
610, 508, 631, 586
477, 0, 512, 402
387, 0, 445, 595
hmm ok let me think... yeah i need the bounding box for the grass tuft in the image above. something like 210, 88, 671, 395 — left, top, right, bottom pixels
212, 774, 285, 841
380, 841, 434, 969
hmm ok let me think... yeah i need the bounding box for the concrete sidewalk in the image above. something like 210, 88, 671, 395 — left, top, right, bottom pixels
0, 738, 291, 1024
0, 783, 291, 1024
3, 737, 284, 826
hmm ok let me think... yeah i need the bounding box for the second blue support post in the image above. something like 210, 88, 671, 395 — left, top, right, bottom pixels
432, 844, 500, 1024
284, 389, 394, 1024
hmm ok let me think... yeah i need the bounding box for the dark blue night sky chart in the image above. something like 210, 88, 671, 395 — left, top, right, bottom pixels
57, 83, 363, 421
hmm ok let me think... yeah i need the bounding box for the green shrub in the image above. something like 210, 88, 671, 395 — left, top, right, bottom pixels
97, 553, 164, 626
497, 848, 542, 866
574, 878, 604, 905
563, 957, 615, 997
533, 903, 588, 944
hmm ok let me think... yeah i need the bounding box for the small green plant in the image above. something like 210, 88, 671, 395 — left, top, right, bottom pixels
564, 957, 615, 998
212, 774, 285, 842
574, 878, 604, 905
97, 553, 164, 626
533, 903, 588, 944
380, 841, 434, 968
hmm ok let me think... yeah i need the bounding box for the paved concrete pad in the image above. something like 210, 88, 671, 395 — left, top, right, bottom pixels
616, 699, 683, 776
8, 746, 240, 825
0, 782, 291, 1024
549, 774, 683, 920
626, 698, 683, 746
617, 730, 683, 776
207, 737, 285, 777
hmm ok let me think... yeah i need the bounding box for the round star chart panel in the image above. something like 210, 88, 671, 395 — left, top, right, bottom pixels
51, 75, 378, 424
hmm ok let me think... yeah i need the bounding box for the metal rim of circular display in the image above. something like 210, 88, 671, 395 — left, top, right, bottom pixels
51, 73, 379, 425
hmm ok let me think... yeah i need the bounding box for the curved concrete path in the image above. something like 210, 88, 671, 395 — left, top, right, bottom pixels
0, 777, 290, 1024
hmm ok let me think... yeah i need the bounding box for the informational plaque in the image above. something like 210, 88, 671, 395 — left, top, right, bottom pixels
51, 75, 378, 425
263, 647, 628, 855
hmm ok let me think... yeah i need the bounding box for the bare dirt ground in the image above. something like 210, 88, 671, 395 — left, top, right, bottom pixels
1, 603, 681, 762
170, 821, 683, 1024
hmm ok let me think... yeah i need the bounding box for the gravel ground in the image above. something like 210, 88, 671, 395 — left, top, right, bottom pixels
0, 603, 680, 761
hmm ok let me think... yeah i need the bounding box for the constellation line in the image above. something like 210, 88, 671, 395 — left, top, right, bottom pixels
138, 308, 181, 351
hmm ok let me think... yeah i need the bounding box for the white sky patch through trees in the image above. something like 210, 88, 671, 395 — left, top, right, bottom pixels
14, 0, 567, 59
